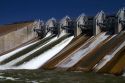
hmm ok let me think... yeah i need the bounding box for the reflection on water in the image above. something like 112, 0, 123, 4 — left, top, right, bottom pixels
0, 70, 125, 83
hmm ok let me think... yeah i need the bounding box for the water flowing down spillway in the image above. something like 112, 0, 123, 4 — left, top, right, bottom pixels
13, 34, 69, 66
0, 33, 56, 65
17, 36, 74, 69
110, 48, 125, 75
0, 33, 74, 70
55, 32, 110, 69
45, 32, 52, 38
0, 33, 56, 69
0, 40, 40, 63
94, 31, 125, 73
1, 37, 57, 68
42, 34, 91, 70
1, 7, 125, 77
71, 34, 117, 71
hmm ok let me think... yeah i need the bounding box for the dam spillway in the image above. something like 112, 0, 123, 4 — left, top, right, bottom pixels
0, 8, 125, 76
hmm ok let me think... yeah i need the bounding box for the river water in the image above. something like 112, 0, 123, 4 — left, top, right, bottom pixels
0, 70, 125, 83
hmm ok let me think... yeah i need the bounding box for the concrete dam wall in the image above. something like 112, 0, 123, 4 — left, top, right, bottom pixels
1, 8, 125, 76
0, 21, 38, 54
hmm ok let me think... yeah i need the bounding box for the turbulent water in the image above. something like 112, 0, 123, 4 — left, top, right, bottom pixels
0, 70, 125, 83
56, 32, 109, 68
17, 36, 74, 69
0, 40, 40, 62
0, 33, 73, 70
1, 32, 125, 83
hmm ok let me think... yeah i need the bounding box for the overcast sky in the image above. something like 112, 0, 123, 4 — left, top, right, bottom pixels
0, 0, 125, 24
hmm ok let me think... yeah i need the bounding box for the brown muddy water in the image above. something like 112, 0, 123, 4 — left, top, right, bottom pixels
0, 70, 125, 83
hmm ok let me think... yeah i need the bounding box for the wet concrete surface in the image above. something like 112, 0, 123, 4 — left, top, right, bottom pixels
43, 34, 91, 70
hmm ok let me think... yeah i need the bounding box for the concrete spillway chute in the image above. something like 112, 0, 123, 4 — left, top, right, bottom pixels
116, 8, 125, 33
93, 11, 106, 35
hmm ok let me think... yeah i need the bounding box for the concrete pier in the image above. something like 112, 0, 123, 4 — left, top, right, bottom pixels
93, 11, 106, 35
58, 16, 72, 37
115, 8, 125, 33
75, 13, 87, 36
46, 18, 58, 35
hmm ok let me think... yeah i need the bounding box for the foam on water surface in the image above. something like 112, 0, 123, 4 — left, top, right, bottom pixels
45, 32, 52, 38
2, 37, 57, 67
16, 36, 74, 69
57, 32, 109, 68
0, 40, 40, 63
94, 35, 125, 71
0, 36, 73, 69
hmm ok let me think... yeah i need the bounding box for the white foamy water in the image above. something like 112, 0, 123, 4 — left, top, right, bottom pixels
0, 76, 19, 81
94, 35, 125, 71
0, 40, 40, 63
59, 30, 67, 37
15, 36, 74, 69
122, 73, 125, 76
2, 37, 57, 67
57, 32, 109, 68
45, 32, 52, 38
